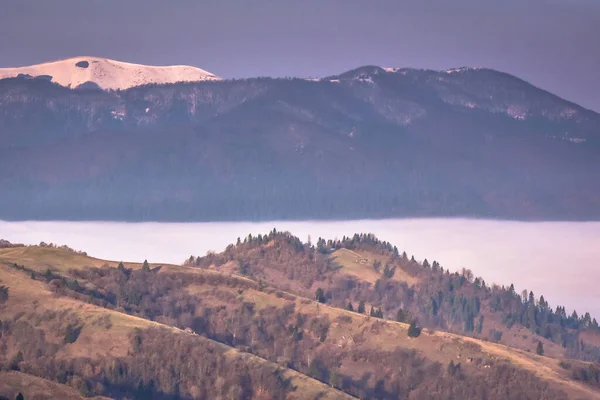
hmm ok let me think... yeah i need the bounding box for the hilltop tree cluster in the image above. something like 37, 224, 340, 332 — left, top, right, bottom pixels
187, 231, 600, 363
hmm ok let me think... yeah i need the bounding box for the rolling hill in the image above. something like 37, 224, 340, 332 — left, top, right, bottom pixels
1, 234, 599, 399
0, 243, 351, 400
1, 64, 600, 221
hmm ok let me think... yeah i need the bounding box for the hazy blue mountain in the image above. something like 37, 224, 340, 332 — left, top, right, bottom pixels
1, 66, 599, 221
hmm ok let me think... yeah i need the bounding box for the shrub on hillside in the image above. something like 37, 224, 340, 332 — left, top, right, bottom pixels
408, 321, 421, 338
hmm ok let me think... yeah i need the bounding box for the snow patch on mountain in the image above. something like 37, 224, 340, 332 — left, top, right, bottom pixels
0, 56, 220, 90
357, 76, 374, 84
445, 67, 481, 74
507, 105, 528, 120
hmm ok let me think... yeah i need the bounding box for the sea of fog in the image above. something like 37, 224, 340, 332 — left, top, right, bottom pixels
1, 219, 599, 319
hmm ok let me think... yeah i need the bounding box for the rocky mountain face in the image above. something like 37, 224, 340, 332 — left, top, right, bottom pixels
0, 66, 599, 221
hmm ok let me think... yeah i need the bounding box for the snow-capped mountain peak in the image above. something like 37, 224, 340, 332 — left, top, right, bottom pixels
0, 56, 220, 90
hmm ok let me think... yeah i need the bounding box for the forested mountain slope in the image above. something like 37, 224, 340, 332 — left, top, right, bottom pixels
193, 231, 600, 364
1, 235, 599, 399
0, 243, 351, 400
1, 66, 599, 221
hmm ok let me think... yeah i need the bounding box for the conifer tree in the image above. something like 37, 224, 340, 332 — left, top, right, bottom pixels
357, 300, 366, 314
476, 315, 484, 334
447, 360, 457, 375
396, 308, 408, 323
536, 341, 544, 356
408, 320, 421, 337
383, 264, 390, 277
315, 287, 326, 303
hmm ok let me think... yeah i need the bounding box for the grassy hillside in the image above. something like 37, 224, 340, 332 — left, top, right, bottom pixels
330, 248, 419, 286
0, 245, 179, 273
1, 238, 599, 399
0, 253, 352, 400
0, 371, 110, 400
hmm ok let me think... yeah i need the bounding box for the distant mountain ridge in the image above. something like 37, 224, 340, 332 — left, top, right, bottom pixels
0, 63, 599, 221
0, 56, 220, 90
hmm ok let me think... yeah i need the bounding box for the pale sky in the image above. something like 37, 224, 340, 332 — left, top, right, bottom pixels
1, 0, 599, 111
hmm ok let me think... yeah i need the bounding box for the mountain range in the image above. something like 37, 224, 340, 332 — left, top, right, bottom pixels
1, 58, 599, 221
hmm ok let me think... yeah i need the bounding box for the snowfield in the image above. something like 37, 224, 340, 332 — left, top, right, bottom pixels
0, 56, 221, 90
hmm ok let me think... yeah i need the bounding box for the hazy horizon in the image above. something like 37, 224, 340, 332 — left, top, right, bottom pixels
2, 218, 599, 320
